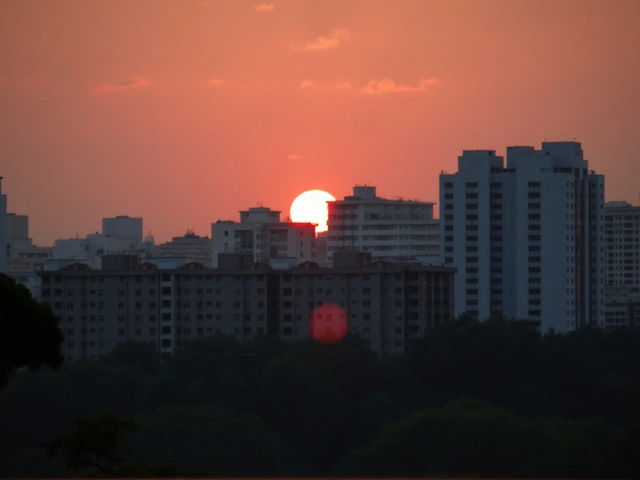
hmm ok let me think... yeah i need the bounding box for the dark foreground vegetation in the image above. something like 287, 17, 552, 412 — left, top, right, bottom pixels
2, 307, 640, 478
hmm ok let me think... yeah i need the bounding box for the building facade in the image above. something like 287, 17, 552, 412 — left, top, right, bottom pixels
327, 186, 440, 265
603, 285, 640, 329
603, 201, 640, 287
102, 216, 143, 243
40, 256, 455, 360
211, 207, 316, 268
440, 141, 604, 333
0, 177, 7, 273
153, 230, 212, 265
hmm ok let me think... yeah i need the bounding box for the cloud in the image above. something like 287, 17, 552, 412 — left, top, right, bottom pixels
288, 153, 316, 160
293, 28, 350, 52
298, 79, 352, 90
92, 77, 152, 94
207, 77, 226, 87
361, 77, 442, 95
298, 79, 317, 89
252, 3, 275, 11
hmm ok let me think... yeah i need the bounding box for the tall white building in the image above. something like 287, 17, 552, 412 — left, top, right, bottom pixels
603, 201, 640, 287
327, 186, 440, 265
0, 177, 7, 273
211, 207, 316, 268
440, 141, 604, 333
102, 216, 143, 242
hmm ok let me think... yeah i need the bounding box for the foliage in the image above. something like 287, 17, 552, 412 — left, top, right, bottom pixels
42, 410, 137, 474
0, 317, 639, 477
0, 273, 64, 389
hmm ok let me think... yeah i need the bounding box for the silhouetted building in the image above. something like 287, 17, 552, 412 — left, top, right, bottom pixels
211, 207, 316, 268
153, 230, 212, 265
102, 216, 143, 243
0, 177, 7, 273
603, 201, 640, 287
327, 186, 440, 265
604, 285, 640, 329
40, 257, 455, 360
440, 141, 604, 333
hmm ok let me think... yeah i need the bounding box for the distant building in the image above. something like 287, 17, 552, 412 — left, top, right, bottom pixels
0, 177, 7, 273
604, 285, 640, 329
40, 255, 455, 360
102, 216, 143, 243
326, 186, 440, 265
52, 233, 144, 269
211, 207, 316, 268
603, 201, 640, 287
439, 141, 605, 333
153, 230, 212, 265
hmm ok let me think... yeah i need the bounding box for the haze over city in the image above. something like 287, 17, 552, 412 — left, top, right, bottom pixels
1, 0, 639, 245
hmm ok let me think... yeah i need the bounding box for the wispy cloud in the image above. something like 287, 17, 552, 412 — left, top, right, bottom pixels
252, 3, 275, 12
299, 79, 317, 89
207, 77, 226, 87
293, 28, 350, 52
298, 79, 352, 90
92, 77, 152, 95
361, 77, 442, 95
288, 153, 316, 161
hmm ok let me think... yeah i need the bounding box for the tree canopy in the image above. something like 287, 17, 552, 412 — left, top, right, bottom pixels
0, 273, 64, 389
0, 316, 639, 477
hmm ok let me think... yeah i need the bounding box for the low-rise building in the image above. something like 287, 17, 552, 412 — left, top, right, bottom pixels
40, 254, 455, 360
211, 207, 316, 268
153, 230, 212, 265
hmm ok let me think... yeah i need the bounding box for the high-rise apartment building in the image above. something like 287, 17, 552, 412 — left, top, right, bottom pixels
440, 141, 604, 333
40, 255, 455, 360
327, 186, 440, 265
0, 177, 7, 273
211, 207, 316, 268
603, 201, 640, 287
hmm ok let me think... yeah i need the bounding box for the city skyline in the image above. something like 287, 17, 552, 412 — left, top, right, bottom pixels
1, 0, 639, 245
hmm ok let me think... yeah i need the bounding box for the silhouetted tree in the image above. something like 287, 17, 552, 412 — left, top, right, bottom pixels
0, 273, 63, 389
42, 410, 137, 475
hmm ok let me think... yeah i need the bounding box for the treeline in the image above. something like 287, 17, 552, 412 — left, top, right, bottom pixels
1, 317, 640, 478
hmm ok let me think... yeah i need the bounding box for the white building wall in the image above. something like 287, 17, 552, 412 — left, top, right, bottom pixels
440, 142, 604, 333
328, 186, 440, 265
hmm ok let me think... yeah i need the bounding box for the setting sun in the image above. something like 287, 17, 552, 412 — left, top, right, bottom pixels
290, 190, 336, 233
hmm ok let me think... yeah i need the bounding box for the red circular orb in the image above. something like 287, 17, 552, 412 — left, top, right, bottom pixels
309, 303, 348, 344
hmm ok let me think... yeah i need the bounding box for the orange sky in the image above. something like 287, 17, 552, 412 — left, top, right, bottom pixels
1, 0, 639, 245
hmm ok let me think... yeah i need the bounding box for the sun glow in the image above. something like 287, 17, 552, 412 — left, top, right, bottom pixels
290, 190, 336, 233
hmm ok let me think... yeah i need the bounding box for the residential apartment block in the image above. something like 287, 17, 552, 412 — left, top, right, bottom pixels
601, 201, 640, 328
604, 285, 640, 329
603, 201, 640, 287
327, 186, 440, 265
0, 177, 7, 273
40, 254, 455, 360
440, 141, 604, 333
211, 207, 316, 268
